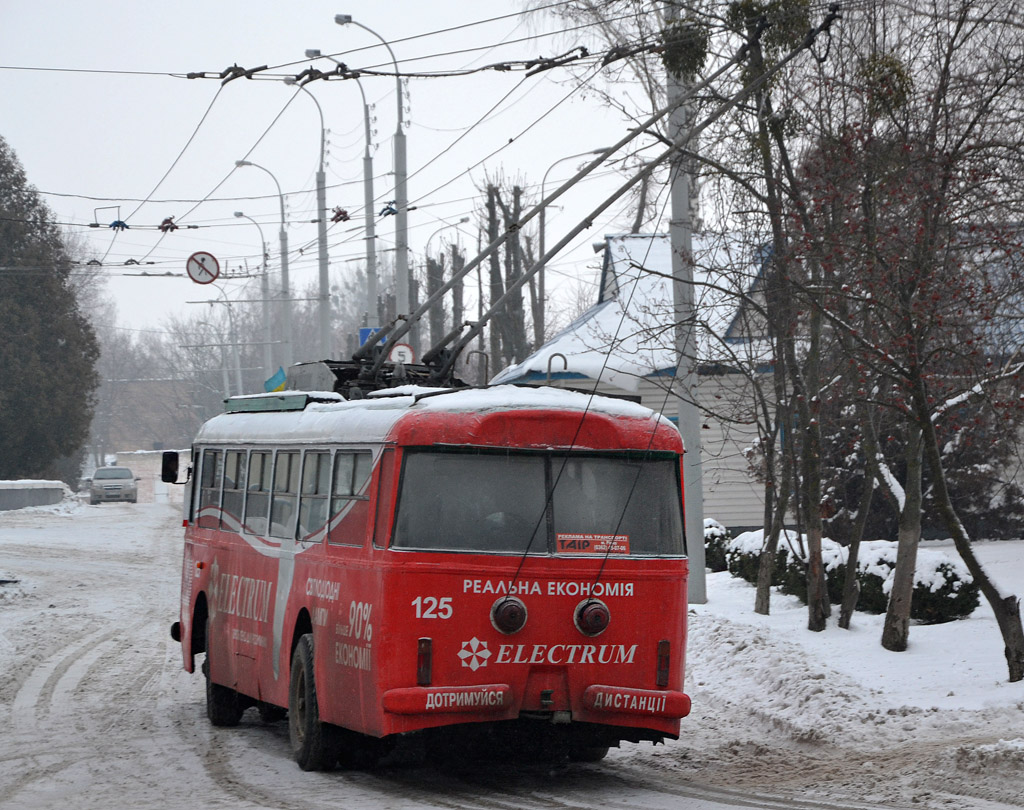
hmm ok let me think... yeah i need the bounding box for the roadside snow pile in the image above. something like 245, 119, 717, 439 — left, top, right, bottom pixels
686, 608, 885, 745
24, 497, 84, 516
954, 738, 1024, 779
668, 552, 1024, 807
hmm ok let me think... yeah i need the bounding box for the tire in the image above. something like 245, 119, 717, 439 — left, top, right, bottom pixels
204, 618, 244, 727
289, 633, 336, 771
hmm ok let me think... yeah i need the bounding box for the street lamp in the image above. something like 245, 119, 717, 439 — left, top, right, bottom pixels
194, 287, 243, 396
539, 148, 609, 343
283, 79, 332, 359
305, 49, 378, 328
234, 160, 293, 368
234, 211, 274, 381
423, 217, 470, 348
194, 320, 232, 401
335, 14, 409, 322
425, 216, 470, 260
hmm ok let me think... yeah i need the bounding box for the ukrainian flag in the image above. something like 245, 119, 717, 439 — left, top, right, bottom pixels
264, 366, 287, 392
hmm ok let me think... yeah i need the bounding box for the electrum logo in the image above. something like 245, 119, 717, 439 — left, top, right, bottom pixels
457, 637, 491, 671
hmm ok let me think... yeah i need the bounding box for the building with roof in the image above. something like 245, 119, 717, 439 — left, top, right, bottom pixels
491, 233, 771, 532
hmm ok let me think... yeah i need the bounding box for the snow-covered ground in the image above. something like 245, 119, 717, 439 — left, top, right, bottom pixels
670, 537, 1024, 809
1, 497, 1022, 809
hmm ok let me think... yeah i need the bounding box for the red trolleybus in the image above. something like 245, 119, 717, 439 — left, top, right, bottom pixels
166, 384, 690, 770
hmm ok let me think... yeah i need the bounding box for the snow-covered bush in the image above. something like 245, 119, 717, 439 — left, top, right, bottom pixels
723, 530, 782, 584
703, 518, 730, 572
853, 541, 980, 623
719, 531, 980, 623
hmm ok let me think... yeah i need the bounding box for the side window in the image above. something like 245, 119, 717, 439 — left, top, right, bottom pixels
245, 451, 272, 535
198, 449, 223, 529
333, 453, 355, 497
221, 450, 247, 528
329, 450, 373, 546
269, 451, 300, 539
298, 451, 330, 542
354, 451, 372, 495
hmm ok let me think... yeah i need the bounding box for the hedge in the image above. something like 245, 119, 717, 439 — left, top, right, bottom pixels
704, 523, 980, 624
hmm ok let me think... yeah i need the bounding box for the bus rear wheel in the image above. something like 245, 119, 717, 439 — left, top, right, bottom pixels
203, 655, 244, 727
289, 633, 336, 771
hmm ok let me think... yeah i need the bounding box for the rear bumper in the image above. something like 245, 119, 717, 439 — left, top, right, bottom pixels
382, 683, 690, 720
583, 685, 691, 718
383, 684, 513, 715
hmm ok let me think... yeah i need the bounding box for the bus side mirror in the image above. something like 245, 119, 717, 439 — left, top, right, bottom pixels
161, 451, 180, 484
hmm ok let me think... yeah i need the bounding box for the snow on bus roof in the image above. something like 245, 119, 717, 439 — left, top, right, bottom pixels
407, 384, 658, 419
197, 385, 667, 444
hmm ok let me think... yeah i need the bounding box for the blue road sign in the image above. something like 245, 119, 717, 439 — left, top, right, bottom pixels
359, 327, 384, 347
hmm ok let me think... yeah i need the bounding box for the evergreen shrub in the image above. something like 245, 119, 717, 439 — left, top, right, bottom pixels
707, 528, 979, 623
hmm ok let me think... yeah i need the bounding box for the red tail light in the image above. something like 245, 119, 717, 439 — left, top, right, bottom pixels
656, 639, 670, 687
574, 598, 610, 636
417, 637, 432, 685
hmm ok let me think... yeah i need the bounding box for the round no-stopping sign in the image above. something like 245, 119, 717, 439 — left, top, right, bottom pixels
186, 251, 220, 285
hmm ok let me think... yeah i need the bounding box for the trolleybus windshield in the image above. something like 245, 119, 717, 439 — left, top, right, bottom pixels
391, 449, 684, 556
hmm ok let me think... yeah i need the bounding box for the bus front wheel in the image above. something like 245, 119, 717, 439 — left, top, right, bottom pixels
289, 633, 336, 771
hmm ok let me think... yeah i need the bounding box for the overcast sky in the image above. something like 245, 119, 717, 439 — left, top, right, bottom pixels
1, 1, 658, 339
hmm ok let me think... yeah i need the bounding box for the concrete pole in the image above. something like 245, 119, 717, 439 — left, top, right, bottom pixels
358, 81, 378, 327
279, 222, 293, 369
394, 126, 408, 318
335, 16, 406, 327
667, 66, 707, 603
226, 304, 243, 395
260, 248, 273, 377
235, 160, 293, 369
234, 212, 273, 381
219, 343, 230, 401
315, 165, 330, 358
290, 84, 331, 360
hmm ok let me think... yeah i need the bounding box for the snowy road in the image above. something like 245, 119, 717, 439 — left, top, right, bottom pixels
2, 501, 1022, 810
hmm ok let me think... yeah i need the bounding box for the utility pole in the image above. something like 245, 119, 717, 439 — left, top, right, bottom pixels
315, 146, 330, 360
335, 15, 406, 336
360, 80, 378, 328
234, 211, 273, 381
667, 30, 707, 603
287, 78, 332, 360
235, 160, 293, 369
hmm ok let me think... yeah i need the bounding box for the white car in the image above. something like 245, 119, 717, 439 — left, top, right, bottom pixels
88, 467, 139, 504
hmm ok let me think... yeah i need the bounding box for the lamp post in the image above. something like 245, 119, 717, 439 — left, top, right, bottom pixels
195, 287, 243, 396
424, 216, 470, 260
234, 160, 293, 369
539, 148, 609, 343
335, 14, 408, 323
234, 211, 274, 381
665, 13, 705, 602
284, 80, 332, 359
219, 286, 245, 396
423, 217, 469, 347
305, 49, 378, 328
195, 320, 231, 401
